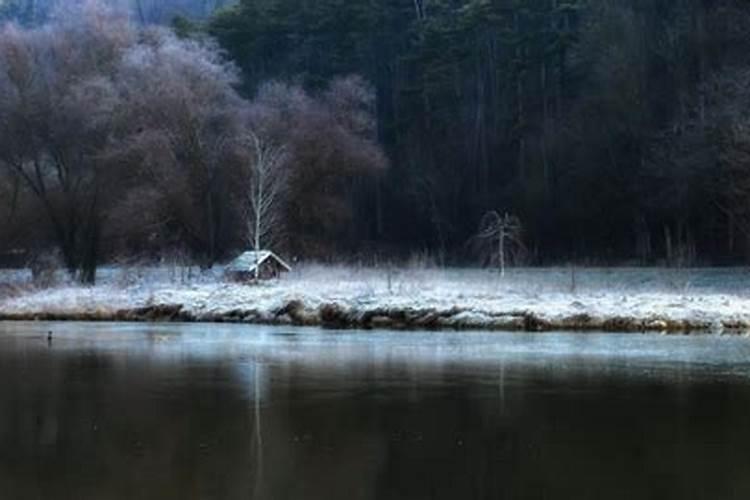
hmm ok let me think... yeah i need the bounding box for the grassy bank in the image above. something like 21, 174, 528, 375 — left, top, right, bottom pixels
2, 266, 750, 333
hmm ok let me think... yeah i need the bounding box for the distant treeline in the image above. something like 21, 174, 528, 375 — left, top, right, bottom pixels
206, 0, 750, 265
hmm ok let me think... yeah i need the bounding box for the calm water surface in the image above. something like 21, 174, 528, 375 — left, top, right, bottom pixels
1, 322, 749, 500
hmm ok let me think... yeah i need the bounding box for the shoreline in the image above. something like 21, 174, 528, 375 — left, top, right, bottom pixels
3, 267, 750, 334
0, 300, 747, 334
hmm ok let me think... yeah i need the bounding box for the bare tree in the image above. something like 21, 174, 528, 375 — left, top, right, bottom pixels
112, 26, 246, 267
473, 211, 524, 276
240, 130, 288, 278
0, 2, 248, 277
0, 5, 132, 283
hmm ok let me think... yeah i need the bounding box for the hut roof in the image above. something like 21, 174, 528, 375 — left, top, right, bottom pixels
225, 250, 292, 274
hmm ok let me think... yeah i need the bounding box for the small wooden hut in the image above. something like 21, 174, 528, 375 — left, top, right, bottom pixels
224, 251, 291, 282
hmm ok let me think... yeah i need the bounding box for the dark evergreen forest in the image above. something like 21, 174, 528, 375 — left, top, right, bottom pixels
208, 0, 750, 265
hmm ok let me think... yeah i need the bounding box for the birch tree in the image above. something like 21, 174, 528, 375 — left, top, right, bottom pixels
241, 130, 287, 277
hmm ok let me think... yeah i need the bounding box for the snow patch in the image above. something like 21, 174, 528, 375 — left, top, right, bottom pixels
2, 266, 750, 332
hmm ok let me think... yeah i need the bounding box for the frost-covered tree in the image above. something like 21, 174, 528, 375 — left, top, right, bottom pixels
240, 130, 288, 267
474, 211, 524, 276
0, 0, 232, 25
0, 1, 249, 277
248, 77, 387, 257
1, 1, 387, 272
0, 5, 133, 282
112, 27, 247, 267
132, 0, 232, 24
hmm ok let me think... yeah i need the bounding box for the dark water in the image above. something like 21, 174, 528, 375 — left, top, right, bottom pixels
1, 323, 750, 500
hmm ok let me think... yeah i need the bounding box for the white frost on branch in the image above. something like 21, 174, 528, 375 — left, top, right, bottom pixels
241, 130, 288, 277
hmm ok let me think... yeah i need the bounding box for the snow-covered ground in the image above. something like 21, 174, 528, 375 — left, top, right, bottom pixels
2, 265, 750, 332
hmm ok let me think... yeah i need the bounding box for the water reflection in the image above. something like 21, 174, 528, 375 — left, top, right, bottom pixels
0, 322, 749, 500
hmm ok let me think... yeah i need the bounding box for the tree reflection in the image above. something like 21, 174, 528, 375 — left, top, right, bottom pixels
0, 328, 749, 500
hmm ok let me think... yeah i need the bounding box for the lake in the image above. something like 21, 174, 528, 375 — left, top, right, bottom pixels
1, 322, 749, 499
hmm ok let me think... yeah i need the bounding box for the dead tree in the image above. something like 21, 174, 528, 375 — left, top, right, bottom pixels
474, 211, 524, 276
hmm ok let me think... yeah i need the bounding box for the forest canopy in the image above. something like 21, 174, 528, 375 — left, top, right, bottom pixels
3, 0, 750, 276
0, 1, 384, 282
